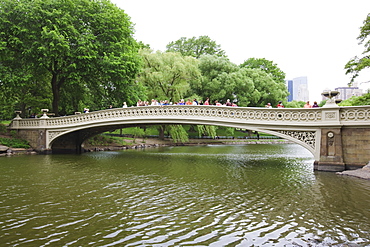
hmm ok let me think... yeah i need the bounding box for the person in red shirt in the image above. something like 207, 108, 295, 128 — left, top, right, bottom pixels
277, 101, 284, 108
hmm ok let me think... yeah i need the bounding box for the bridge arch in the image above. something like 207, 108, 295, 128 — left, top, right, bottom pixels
47, 115, 318, 158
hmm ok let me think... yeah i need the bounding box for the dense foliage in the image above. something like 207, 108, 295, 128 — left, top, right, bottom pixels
137, 49, 201, 102
166, 36, 226, 58
339, 92, 370, 106
0, 137, 30, 148
191, 55, 288, 106
0, 0, 293, 143
0, 0, 143, 117
240, 58, 286, 84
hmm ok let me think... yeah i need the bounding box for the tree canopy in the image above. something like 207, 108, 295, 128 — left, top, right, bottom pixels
137, 49, 201, 102
339, 92, 370, 106
0, 0, 293, 122
345, 13, 370, 85
240, 58, 286, 84
166, 36, 226, 59
0, 0, 143, 116
191, 55, 288, 106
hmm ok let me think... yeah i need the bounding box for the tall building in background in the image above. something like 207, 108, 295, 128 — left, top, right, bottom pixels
335, 83, 363, 100
286, 76, 309, 102
287, 80, 293, 102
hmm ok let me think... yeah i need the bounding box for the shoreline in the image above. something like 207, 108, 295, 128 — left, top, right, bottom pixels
82, 138, 293, 152
336, 164, 370, 180
0, 138, 292, 155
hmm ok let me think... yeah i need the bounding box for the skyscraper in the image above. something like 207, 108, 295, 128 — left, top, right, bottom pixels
286, 76, 309, 102
335, 83, 363, 100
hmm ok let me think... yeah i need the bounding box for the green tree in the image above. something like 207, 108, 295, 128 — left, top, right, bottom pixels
0, 0, 142, 116
196, 125, 217, 138
137, 49, 201, 142
339, 92, 370, 106
138, 49, 201, 102
345, 13, 370, 85
240, 58, 286, 84
285, 100, 305, 108
0, 63, 50, 119
193, 55, 288, 106
238, 68, 288, 106
191, 55, 239, 104
166, 36, 226, 59
225, 127, 235, 137
131, 127, 145, 143
168, 125, 189, 143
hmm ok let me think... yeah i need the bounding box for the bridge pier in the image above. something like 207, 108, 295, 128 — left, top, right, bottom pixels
17, 129, 52, 154
314, 128, 345, 172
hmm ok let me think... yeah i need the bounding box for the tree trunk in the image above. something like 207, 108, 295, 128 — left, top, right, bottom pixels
158, 125, 165, 140
20, 103, 26, 118
51, 73, 60, 116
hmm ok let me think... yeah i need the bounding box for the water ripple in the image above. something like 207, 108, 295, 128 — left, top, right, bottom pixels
0, 145, 369, 246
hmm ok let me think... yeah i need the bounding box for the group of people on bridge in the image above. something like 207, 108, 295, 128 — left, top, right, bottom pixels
303, 101, 320, 108
86, 99, 320, 114
132, 98, 238, 107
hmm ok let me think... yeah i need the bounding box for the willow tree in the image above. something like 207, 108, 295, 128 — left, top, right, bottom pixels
137, 49, 201, 142
138, 49, 201, 103
0, 0, 142, 116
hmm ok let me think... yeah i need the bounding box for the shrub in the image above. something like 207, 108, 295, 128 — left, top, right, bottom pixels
0, 137, 30, 148
0, 124, 6, 134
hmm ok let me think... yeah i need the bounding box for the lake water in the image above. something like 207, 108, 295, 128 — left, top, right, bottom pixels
0, 144, 369, 246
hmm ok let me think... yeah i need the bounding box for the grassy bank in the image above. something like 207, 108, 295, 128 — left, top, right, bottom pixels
0, 123, 31, 148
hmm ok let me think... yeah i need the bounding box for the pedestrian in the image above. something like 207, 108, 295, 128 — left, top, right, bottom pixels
312, 101, 319, 108
277, 101, 284, 108
303, 101, 312, 108
265, 103, 272, 108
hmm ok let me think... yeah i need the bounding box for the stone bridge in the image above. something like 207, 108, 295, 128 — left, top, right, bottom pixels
8, 103, 370, 171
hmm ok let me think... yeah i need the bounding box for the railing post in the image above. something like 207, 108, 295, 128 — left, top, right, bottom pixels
320, 106, 341, 126
11, 111, 22, 129
40, 109, 49, 119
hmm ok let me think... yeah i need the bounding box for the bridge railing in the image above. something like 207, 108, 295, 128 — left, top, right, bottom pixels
339, 105, 370, 123
8, 105, 370, 129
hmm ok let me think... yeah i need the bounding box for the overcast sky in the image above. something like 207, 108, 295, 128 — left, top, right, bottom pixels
111, 0, 370, 102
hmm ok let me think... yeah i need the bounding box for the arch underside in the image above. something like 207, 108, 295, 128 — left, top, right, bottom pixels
48, 117, 319, 157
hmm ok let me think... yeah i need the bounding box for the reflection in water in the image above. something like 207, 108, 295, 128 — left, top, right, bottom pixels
0, 144, 369, 246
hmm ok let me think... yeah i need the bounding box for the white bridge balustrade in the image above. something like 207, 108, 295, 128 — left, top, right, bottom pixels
9, 105, 370, 171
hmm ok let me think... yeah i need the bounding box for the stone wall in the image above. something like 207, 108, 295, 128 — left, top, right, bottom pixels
342, 127, 370, 169
18, 129, 47, 152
